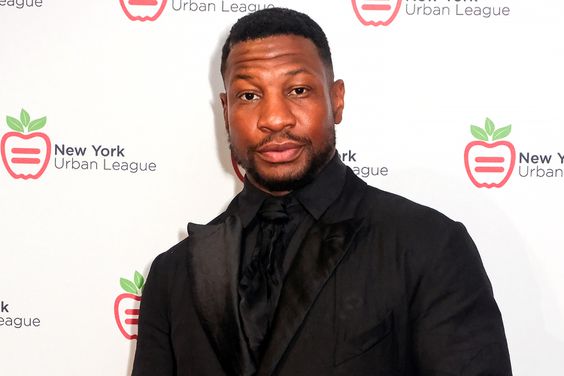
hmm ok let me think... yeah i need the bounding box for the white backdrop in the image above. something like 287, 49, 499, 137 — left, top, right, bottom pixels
1, 0, 563, 375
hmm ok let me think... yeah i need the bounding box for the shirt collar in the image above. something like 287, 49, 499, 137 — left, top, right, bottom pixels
236, 153, 347, 227
294, 153, 347, 220
237, 176, 271, 228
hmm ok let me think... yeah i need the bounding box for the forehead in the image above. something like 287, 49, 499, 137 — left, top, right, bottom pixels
223, 35, 327, 80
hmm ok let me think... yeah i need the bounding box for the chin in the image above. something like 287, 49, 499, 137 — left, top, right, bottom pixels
235, 139, 336, 192
252, 162, 315, 192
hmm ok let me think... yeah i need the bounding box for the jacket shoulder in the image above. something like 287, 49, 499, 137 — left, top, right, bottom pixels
358, 185, 468, 248
364, 186, 454, 224
145, 236, 191, 282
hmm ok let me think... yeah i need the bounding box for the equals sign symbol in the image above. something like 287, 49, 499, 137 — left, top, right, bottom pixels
11, 147, 41, 164
362, 0, 392, 11
125, 308, 140, 325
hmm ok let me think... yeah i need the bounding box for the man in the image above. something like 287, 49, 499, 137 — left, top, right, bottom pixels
132, 7, 512, 376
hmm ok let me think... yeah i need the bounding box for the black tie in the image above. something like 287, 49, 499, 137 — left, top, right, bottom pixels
239, 197, 289, 361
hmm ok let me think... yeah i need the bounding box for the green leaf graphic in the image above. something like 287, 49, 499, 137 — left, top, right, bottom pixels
6, 116, 25, 132
120, 278, 138, 294
492, 125, 512, 141
134, 271, 145, 290
470, 125, 488, 141
485, 118, 495, 136
20, 109, 30, 127
28, 117, 47, 132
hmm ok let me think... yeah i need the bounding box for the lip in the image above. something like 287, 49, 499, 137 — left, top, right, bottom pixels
256, 142, 304, 163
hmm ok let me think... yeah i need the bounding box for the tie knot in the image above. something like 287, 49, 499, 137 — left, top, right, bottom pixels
259, 197, 288, 222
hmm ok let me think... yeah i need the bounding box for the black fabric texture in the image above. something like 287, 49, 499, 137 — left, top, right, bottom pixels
237, 155, 346, 364
239, 197, 291, 361
131, 154, 513, 376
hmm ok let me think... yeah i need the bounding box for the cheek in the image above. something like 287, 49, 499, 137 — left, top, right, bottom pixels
228, 127, 248, 149
228, 113, 256, 147
295, 106, 332, 142
300, 95, 332, 123
228, 105, 248, 128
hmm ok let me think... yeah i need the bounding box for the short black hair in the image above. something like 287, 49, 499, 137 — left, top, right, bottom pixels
220, 7, 333, 79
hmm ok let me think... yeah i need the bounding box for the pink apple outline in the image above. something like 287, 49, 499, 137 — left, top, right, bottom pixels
351, 0, 402, 27
464, 140, 516, 188
119, 0, 167, 22
114, 293, 142, 340
1, 132, 51, 180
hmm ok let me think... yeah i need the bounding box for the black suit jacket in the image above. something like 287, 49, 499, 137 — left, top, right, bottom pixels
132, 168, 512, 375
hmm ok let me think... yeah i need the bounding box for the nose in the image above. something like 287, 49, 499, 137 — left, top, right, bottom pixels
257, 93, 296, 133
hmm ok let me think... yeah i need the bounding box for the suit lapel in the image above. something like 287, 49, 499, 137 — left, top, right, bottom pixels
257, 217, 364, 376
186, 216, 255, 376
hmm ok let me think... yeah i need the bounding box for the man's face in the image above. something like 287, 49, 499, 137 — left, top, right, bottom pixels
220, 34, 345, 193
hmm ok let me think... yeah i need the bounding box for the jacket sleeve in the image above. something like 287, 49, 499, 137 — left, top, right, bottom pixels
408, 222, 512, 376
131, 252, 176, 375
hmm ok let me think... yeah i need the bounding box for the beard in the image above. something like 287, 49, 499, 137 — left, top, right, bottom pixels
230, 128, 336, 192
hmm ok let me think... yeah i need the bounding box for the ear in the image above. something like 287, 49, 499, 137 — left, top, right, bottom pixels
219, 92, 229, 132
330, 79, 345, 124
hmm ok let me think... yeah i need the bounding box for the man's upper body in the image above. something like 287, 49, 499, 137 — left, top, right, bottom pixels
132, 7, 512, 376
132, 156, 512, 375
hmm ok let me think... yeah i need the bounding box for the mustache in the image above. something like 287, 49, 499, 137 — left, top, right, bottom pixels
250, 131, 312, 152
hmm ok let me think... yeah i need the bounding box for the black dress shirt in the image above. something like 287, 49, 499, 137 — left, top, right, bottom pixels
236, 154, 347, 364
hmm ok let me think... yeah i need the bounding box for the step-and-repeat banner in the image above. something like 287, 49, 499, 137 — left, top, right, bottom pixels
1, 1, 563, 374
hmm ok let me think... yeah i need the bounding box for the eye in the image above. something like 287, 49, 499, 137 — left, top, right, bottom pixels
289, 87, 309, 96
239, 92, 259, 101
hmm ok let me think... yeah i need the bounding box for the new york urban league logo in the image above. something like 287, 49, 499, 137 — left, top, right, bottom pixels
352, 0, 402, 26
2, 109, 51, 180
464, 118, 515, 188
120, 0, 167, 22
114, 271, 145, 340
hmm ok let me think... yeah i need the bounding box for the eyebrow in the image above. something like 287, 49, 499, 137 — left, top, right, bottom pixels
285, 68, 310, 76
233, 73, 254, 81
232, 68, 312, 82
